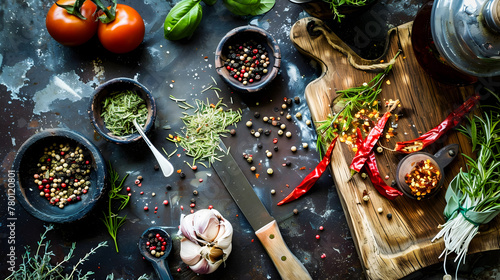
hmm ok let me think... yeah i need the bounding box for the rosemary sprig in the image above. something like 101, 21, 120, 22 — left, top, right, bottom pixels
102, 162, 129, 252
315, 57, 397, 157
323, 0, 369, 21
167, 98, 241, 165
5, 225, 107, 280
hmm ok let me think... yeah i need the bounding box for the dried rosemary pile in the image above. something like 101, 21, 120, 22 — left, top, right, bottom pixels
101, 90, 148, 136
167, 98, 241, 165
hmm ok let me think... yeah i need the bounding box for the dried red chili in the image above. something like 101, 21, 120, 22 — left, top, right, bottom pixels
395, 93, 480, 153
350, 100, 400, 173
356, 128, 402, 199
277, 136, 338, 206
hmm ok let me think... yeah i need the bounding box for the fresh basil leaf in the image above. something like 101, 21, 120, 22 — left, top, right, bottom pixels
222, 0, 261, 16
249, 0, 275, 15
164, 0, 203, 41
203, 0, 218, 6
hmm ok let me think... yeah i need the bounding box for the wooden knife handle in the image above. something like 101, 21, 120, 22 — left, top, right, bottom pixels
255, 220, 312, 280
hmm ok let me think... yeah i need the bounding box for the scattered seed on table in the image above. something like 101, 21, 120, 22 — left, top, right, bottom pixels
192, 165, 198, 171
250, 166, 256, 172
293, 209, 299, 215
377, 207, 383, 213
128, 193, 132, 197
315, 235, 320, 240
250, 129, 255, 135
391, 180, 397, 187
267, 168, 273, 175
193, 190, 198, 196
247, 157, 253, 163
135, 179, 141, 185
230, 129, 236, 135
137, 175, 143, 180
190, 198, 196, 203
376, 146, 384, 153
140, 191, 144, 195
154, 206, 158, 211
273, 138, 278, 144
181, 205, 184, 210
254, 132, 261, 138
280, 124, 286, 130
163, 200, 169, 205
361, 173, 368, 179
246, 121, 253, 127
152, 192, 156, 197
282, 104, 287, 109
321, 253, 326, 259
285, 131, 292, 138
257, 143, 263, 149
295, 112, 302, 119
273, 146, 279, 151
263, 116, 269, 122
208, 205, 213, 209
266, 151, 273, 158
384, 175, 390, 180
144, 206, 149, 211
294, 96, 300, 104
291, 146, 297, 152
154, 165, 159, 171
258, 128, 263, 133
302, 143, 308, 149
278, 130, 284, 136
264, 129, 270, 136
286, 98, 292, 105
126, 187, 131, 192
286, 114, 292, 120
190, 203, 195, 208
363, 195, 370, 202
166, 184, 172, 190
286, 161, 291, 166
199, 178, 203, 183
254, 112, 260, 118
319, 226, 324, 231
387, 213, 393, 219
271, 189, 276, 195
180, 172, 186, 179
306, 120, 311, 126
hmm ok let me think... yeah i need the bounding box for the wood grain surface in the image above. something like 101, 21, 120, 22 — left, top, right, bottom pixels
290, 17, 500, 279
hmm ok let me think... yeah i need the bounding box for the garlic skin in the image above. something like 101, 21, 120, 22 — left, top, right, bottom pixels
179, 209, 233, 274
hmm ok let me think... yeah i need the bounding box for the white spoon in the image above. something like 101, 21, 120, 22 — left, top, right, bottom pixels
133, 119, 174, 177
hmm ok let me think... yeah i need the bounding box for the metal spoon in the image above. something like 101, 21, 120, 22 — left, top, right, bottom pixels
133, 119, 173, 177
138, 227, 174, 280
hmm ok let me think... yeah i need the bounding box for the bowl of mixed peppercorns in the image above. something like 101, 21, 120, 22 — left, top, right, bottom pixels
12, 129, 106, 223
89, 77, 157, 144
215, 25, 281, 93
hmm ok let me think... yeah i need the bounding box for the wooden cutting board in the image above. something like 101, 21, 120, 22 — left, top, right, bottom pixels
290, 17, 500, 279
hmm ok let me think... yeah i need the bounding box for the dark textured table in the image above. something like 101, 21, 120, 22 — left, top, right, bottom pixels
1, 0, 500, 279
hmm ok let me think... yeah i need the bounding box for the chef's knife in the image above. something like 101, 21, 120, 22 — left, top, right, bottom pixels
212, 141, 312, 280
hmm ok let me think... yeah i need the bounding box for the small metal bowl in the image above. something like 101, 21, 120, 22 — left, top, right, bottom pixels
12, 129, 106, 223
396, 144, 458, 200
215, 25, 281, 93
89, 77, 156, 144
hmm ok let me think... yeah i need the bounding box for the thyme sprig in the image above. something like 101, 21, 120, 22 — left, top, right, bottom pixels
324, 0, 369, 21
167, 98, 241, 165
5, 225, 107, 280
102, 162, 129, 252
315, 56, 397, 157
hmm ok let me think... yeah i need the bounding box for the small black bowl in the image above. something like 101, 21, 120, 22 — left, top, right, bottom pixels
215, 25, 281, 93
89, 77, 156, 144
12, 129, 106, 223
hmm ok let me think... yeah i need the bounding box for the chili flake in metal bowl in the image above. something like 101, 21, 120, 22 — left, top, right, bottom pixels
404, 159, 441, 198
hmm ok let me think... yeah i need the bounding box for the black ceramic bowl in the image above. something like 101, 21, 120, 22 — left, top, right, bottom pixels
12, 129, 106, 223
89, 77, 156, 144
215, 25, 281, 93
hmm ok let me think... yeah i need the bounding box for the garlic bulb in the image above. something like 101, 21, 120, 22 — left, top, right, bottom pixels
179, 209, 233, 274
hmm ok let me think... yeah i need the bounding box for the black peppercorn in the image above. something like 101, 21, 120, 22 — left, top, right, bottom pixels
166, 184, 172, 190
274, 146, 279, 151
294, 96, 300, 104
254, 112, 260, 118
257, 143, 263, 149
387, 213, 392, 219
179, 172, 186, 179
190, 198, 196, 203
193, 190, 198, 196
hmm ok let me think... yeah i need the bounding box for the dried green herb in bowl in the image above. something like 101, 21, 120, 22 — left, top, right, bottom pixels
90, 77, 156, 144
101, 90, 149, 136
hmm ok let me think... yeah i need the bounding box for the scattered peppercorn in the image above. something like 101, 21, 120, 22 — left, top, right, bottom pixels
306, 120, 311, 126
387, 213, 393, 219
179, 172, 186, 179
250, 166, 256, 172
286, 114, 292, 120
144, 206, 149, 211
294, 96, 300, 104
315, 235, 320, 240
166, 184, 172, 190
285, 131, 292, 138
254, 112, 260, 118
377, 207, 383, 213
163, 200, 169, 205
291, 146, 297, 152
293, 209, 299, 215
321, 253, 326, 259
193, 190, 198, 196
285, 161, 291, 166
376, 146, 384, 153
278, 130, 284, 136
230, 129, 236, 135
271, 189, 276, 195
246, 121, 253, 127
137, 175, 143, 180
274, 146, 279, 151
319, 226, 324, 231
302, 143, 308, 149
267, 168, 273, 175
154, 165, 160, 171
295, 112, 302, 119
263, 116, 269, 122
362, 195, 370, 202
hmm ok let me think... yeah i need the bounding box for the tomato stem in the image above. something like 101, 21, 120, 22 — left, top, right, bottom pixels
56, 0, 88, 20
91, 0, 117, 23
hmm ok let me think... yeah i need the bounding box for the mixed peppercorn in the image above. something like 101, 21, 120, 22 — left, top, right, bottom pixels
33, 143, 92, 208
145, 232, 169, 258
223, 41, 269, 85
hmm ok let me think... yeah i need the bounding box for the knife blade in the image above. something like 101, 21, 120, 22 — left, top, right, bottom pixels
212, 141, 312, 280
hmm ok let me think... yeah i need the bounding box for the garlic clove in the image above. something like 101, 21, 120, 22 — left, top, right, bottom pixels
214, 219, 233, 249
189, 258, 212, 274
208, 246, 224, 263
193, 209, 220, 242
179, 238, 202, 266
180, 213, 207, 245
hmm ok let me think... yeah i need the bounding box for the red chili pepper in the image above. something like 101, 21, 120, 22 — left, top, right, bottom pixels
395, 93, 480, 153
277, 136, 338, 206
350, 100, 400, 173
356, 128, 402, 199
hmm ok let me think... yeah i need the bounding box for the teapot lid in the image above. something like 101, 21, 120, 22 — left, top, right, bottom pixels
432, 0, 500, 76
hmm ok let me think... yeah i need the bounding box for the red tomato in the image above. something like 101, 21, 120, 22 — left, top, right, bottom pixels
97, 4, 145, 54
45, 0, 98, 46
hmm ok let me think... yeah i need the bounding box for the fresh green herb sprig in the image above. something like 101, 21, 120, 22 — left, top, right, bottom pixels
102, 162, 130, 252
167, 98, 241, 165
315, 58, 396, 157
101, 90, 148, 137
432, 90, 500, 278
5, 224, 107, 280
324, 0, 369, 22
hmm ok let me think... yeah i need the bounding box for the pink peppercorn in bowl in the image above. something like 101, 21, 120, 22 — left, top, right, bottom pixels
215, 25, 281, 93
